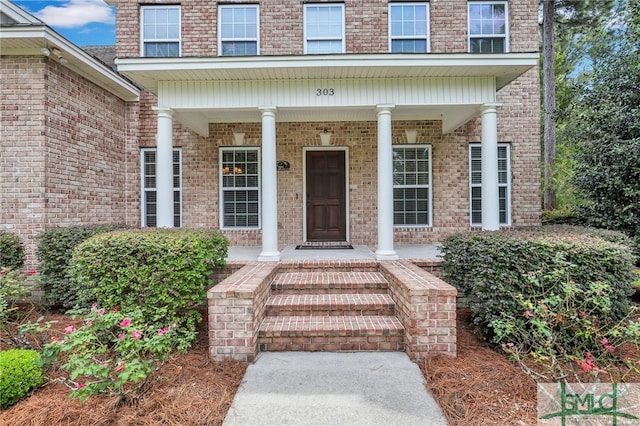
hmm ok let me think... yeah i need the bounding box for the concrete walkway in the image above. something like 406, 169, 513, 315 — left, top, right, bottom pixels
223, 352, 449, 426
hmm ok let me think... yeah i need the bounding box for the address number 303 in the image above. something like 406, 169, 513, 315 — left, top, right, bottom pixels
316, 88, 335, 96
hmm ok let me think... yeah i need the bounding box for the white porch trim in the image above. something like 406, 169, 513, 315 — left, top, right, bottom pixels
153, 107, 175, 228
480, 104, 501, 231
375, 104, 398, 261
258, 107, 281, 261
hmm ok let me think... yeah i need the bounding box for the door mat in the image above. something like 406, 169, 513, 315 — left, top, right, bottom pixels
295, 242, 354, 250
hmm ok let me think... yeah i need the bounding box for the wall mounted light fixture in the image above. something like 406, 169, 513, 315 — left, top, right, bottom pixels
40, 47, 51, 56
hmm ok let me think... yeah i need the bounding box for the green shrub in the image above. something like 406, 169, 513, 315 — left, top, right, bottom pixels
36, 225, 128, 308
0, 349, 44, 409
0, 232, 24, 270
0, 268, 30, 324
70, 229, 228, 339
441, 229, 636, 342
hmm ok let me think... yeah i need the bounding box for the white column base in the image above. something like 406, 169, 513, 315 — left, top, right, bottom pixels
258, 251, 282, 262
375, 250, 400, 261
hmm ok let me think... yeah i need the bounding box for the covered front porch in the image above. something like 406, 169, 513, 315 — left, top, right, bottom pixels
116, 52, 538, 262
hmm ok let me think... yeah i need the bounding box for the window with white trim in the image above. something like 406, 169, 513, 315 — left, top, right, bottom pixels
141, 5, 181, 57
219, 5, 259, 56
304, 4, 345, 54
141, 148, 182, 227
220, 148, 260, 228
469, 143, 511, 226
389, 3, 429, 53
393, 145, 432, 226
468, 1, 508, 53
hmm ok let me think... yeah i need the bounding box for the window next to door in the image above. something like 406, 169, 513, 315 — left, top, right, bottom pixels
141, 148, 182, 227
220, 147, 260, 229
469, 143, 511, 226
393, 145, 432, 226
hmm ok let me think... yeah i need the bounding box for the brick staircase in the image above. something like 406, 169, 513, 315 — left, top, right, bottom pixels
259, 268, 405, 352
207, 259, 457, 363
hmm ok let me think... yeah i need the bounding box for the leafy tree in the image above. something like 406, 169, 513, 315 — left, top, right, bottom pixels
540, 0, 615, 210
571, 0, 640, 253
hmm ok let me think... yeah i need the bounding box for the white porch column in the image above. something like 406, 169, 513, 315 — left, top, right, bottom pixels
258, 107, 280, 261
375, 104, 398, 260
153, 107, 174, 228
480, 103, 501, 231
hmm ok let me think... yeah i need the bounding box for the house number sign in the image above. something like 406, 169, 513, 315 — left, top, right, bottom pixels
316, 88, 335, 96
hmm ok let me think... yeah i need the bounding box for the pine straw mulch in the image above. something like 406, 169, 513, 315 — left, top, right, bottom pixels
3, 305, 639, 426
0, 307, 246, 426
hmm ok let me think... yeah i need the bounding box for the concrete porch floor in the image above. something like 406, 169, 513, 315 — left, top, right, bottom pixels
227, 245, 442, 262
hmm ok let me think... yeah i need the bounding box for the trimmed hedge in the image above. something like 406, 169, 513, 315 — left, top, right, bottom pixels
0, 349, 44, 409
36, 225, 129, 308
441, 227, 636, 342
70, 229, 228, 334
0, 232, 24, 270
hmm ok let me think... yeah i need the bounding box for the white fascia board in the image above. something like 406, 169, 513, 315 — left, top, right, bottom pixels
1, 26, 139, 101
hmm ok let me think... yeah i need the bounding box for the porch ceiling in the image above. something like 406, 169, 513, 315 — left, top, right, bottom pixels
116, 52, 538, 136
116, 52, 538, 94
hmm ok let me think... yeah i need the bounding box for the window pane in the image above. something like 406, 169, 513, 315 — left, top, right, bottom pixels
306, 40, 342, 54
392, 146, 431, 226
142, 149, 181, 227
222, 41, 257, 56
221, 148, 260, 228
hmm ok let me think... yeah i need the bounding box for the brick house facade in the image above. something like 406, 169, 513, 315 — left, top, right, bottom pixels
113, 0, 541, 261
2, 0, 540, 267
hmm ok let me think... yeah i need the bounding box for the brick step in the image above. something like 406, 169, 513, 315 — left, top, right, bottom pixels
265, 293, 395, 316
271, 271, 389, 294
258, 315, 405, 352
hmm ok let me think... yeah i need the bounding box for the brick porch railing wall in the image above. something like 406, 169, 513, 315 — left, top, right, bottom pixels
380, 261, 457, 360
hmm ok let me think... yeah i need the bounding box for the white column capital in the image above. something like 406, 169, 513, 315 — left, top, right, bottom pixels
480, 103, 502, 115
152, 107, 174, 119
376, 104, 396, 115
258, 106, 278, 116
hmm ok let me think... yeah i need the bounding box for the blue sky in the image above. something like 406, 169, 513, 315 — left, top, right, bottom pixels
13, 0, 115, 46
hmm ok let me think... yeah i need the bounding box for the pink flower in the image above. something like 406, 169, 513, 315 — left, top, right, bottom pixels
85, 321, 93, 326
52, 337, 60, 343
131, 330, 142, 339
97, 309, 105, 316
116, 362, 125, 373
601, 338, 615, 353
112, 306, 119, 313
506, 342, 515, 349
64, 325, 76, 333
118, 333, 125, 340
577, 352, 607, 374
158, 327, 170, 336
120, 318, 131, 328
579, 311, 588, 317
524, 310, 534, 319
91, 303, 97, 312
74, 383, 86, 390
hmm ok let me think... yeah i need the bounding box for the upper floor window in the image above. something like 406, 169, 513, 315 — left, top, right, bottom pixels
141, 6, 181, 57
219, 5, 259, 56
389, 3, 430, 53
304, 4, 345, 54
469, 143, 511, 226
393, 145, 432, 226
468, 1, 508, 53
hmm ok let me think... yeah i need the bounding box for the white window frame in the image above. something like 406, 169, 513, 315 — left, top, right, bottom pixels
140, 5, 181, 57
141, 148, 182, 227
219, 147, 261, 230
388, 2, 430, 53
467, 1, 509, 53
303, 3, 345, 54
392, 145, 433, 227
469, 143, 511, 226
218, 4, 260, 56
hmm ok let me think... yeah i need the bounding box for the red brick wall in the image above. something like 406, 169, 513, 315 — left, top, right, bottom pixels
115, 0, 539, 57
0, 56, 129, 272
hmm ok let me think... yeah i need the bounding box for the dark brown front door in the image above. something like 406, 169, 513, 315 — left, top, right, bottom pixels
306, 150, 346, 241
